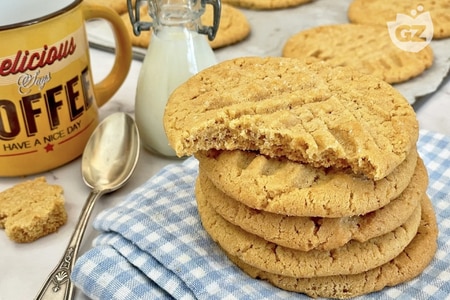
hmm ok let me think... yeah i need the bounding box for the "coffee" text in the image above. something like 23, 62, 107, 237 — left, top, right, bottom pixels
0, 66, 94, 140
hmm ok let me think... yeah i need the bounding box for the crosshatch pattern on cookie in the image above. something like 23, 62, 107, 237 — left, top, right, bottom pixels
195, 149, 419, 217
164, 57, 419, 180
282, 24, 433, 84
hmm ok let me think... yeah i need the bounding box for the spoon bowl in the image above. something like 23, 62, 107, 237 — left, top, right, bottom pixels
82, 112, 140, 192
35, 112, 140, 300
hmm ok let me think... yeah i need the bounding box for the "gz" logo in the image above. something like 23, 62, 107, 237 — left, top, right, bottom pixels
387, 5, 433, 53
395, 24, 426, 42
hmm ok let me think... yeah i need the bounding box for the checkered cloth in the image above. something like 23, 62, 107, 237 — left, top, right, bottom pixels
72, 130, 450, 300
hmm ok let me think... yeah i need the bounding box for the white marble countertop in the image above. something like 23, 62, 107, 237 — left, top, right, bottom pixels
1, 5, 450, 300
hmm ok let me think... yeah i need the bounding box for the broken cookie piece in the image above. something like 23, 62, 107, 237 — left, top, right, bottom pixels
0, 177, 67, 243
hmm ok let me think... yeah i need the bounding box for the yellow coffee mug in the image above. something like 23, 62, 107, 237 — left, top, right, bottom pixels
0, 0, 132, 176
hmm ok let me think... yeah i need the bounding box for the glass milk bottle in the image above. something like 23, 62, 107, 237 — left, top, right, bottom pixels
128, 0, 221, 157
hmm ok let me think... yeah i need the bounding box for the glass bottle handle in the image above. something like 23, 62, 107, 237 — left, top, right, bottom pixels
127, 0, 221, 40
127, 0, 152, 36
199, 0, 221, 41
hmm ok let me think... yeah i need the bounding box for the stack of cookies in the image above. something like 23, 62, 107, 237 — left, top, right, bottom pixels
163, 57, 438, 298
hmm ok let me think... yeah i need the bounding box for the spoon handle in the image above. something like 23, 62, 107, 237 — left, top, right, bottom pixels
35, 190, 102, 300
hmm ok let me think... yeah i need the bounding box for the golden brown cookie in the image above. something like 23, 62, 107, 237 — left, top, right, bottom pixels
227, 195, 437, 299
85, 0, 132, 15
0, 177, 67, 243
348, 0, 450, 39
165, 57, 419, 180
196, 156, 426, 251
282, 24, 433, 84
121, 4, 250, 49
196, 187, 422, 278
203, 3, 251, 49
222, 0, 312, 10
196, 149, 418, 217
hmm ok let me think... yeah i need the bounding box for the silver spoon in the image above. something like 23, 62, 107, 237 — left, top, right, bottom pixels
35, 112, 140, 300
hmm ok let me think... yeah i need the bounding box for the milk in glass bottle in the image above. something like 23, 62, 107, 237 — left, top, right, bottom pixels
128, 0, 221, 157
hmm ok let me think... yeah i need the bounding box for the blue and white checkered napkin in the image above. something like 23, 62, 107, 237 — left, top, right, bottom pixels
72, 130, 450, 300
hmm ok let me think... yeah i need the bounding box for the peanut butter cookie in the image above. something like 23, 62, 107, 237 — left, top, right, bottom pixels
85, 0, 132, 14
227, 195, 437, 298
196, 156, 426, 250
348, 0, 450, 39
222, 0, 312, 10
164, 57, 419, 180
0, 177, 67, 243
196, 188, 422, 278
121, 3, 250, 49
196, 149, 418, 217
282, 24, 433, 84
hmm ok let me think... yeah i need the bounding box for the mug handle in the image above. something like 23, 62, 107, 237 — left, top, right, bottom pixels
82, 3, 132, 107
